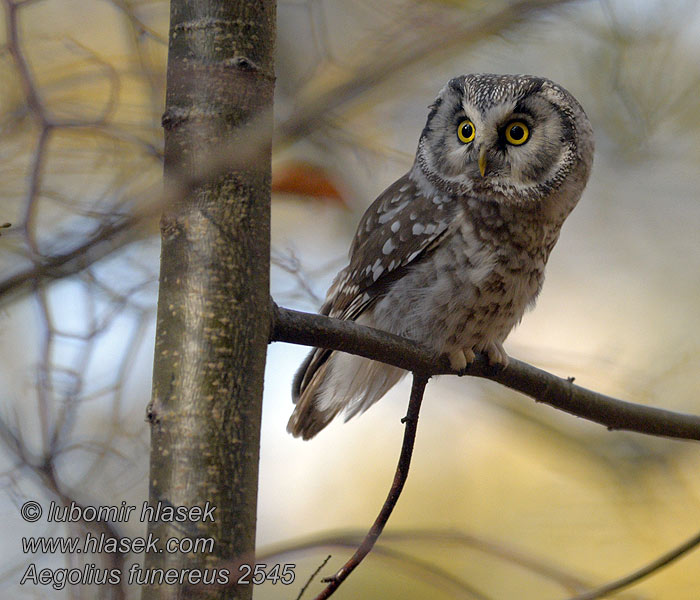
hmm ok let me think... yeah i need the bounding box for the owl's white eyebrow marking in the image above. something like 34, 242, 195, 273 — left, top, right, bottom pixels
390, 220, 400, 233
382, 238, 396, 255
412, 223, 425, 235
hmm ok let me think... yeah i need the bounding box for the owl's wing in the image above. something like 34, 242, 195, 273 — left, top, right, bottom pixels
293, 173, 455, 407
324, 172, 456, 321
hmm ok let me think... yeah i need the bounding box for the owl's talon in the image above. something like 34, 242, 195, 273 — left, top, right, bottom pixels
485, 342, 509, 368
449, 348, 475, 372
448, 350, 466, 371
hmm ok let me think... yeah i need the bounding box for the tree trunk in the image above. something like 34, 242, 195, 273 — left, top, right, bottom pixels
143, 1, 275, 599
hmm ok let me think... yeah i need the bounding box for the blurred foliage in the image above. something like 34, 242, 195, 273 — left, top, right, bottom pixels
2, 0, 700, 598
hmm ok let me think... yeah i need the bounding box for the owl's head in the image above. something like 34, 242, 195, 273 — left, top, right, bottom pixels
416, 73, 593, 204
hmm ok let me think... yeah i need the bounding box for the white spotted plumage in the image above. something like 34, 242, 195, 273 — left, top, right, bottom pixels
288, 73, 594, 439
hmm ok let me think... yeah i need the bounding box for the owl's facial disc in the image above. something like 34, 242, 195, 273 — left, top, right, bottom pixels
457, 101, 544, 186
416, 74, 583, 201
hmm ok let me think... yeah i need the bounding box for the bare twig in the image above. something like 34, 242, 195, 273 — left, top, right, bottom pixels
270, 304, 700, 441
0, 418, 128, 600
0, 213, 152, 305
276, 0, 582, 145
202, 522, 597, 599
3, 0, 48, 125
296, 555, 331, 600
313, 372, 430, 599
566, 528, 700, 600
271, 247, 323, 306
256, 529, 605, 596
0, 0, 582, 306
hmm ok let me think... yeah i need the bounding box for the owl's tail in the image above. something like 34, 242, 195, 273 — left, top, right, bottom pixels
288, 348, 406, 440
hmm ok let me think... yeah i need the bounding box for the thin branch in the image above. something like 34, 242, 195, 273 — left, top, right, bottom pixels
276, 0, 582, 145
0, 1, 582, 304
194, 528, 495, 598
0, 416, 128, 600
341, 543, 494, 600
313, 372, 430, 600
3, 0, 48, 125
566, 528, 700, 600
257, 529, 590, 596
0, 213, 151, 305
296, 555, 331, 600
270, 304, 700, 441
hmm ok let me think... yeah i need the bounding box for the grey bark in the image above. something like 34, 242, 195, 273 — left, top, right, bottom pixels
143, 1, 275, 599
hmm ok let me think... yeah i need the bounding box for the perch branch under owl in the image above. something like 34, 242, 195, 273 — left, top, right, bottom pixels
271, 302, 700, 441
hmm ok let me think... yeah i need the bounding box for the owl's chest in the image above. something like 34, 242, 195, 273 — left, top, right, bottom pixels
412, 215, 549, 347
445, 222, 546, 319
456, 208, 548, 293
375, 225, 545, 344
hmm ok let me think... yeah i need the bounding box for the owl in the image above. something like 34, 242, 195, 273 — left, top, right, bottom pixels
288, 73, 594, 440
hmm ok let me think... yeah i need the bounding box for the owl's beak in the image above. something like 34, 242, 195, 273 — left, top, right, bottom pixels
478, 147, 488, 177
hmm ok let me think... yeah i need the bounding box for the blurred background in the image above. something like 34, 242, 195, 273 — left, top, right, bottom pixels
2, 0, 700, 598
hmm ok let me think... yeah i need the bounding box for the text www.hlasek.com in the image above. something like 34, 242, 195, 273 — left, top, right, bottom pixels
22, 532, 214, 555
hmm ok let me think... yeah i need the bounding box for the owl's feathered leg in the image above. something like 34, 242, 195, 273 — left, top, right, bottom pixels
288, 348, 406, 440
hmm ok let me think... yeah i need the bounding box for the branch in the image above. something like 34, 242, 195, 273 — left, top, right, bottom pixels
258, 529, 590, 595
0, 0, 580, 302
566, 528, 700, 600
275, 0, 582, 145
313, 373, 430, 600
296, 555, 331, 600
0, 215, 145, 305
270, 304, 700, 441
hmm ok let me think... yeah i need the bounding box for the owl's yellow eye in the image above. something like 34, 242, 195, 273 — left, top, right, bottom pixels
457, 119, 476, 144
504, 121, 530, 145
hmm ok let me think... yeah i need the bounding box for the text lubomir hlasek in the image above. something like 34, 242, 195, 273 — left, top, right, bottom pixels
46, 501, 216, 523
